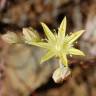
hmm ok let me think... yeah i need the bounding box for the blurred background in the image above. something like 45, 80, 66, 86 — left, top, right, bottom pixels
0, 0, 96, 96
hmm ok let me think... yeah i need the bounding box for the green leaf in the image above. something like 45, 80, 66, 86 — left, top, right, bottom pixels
67, 30, 85, 44
69, 48, 85, 56
58, 17, 67, 40
40, 51, 55, 64
41, 22, 56, 41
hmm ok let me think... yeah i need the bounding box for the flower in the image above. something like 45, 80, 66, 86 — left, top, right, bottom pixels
26, 17, 85, 66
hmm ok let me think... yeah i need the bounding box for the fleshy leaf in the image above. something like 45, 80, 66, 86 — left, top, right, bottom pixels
40, 51, 55, 64
68, 48, 85, 56
67, 30, 85, 44
41, 22, 56, 41
58, 17, 67, 40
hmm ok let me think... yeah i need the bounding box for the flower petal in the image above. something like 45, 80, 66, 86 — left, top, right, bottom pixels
30, 42, 49, 49
69, 48, 85, 56
58, 17, 67, 40
60, 53, 68, 67
40, 51, 55, 64
67, 30, 85, 44
41, 22, 56, 41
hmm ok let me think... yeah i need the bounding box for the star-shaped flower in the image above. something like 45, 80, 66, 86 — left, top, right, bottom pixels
25, 17, 85, 67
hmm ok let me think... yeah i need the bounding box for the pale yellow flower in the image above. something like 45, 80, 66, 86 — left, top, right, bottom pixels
27, 17, 85, 66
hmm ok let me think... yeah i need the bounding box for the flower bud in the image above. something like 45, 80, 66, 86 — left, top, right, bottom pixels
52, 66, 71, 83
2, 32, 19, 44
23, 28, 41, 44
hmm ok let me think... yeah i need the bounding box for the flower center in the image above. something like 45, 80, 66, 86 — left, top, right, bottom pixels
55, 45, 61, 52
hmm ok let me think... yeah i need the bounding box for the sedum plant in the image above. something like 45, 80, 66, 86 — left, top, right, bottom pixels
2, 17, 85, 83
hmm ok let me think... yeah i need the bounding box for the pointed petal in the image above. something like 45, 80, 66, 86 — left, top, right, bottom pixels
41, 22, 56, 41
69, 48, 85, 56
40, 51, 55, 64
30, 42, 49, 49
58, 17, 67, 40
60, 53, 68, 67
67, 30, 85, 44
